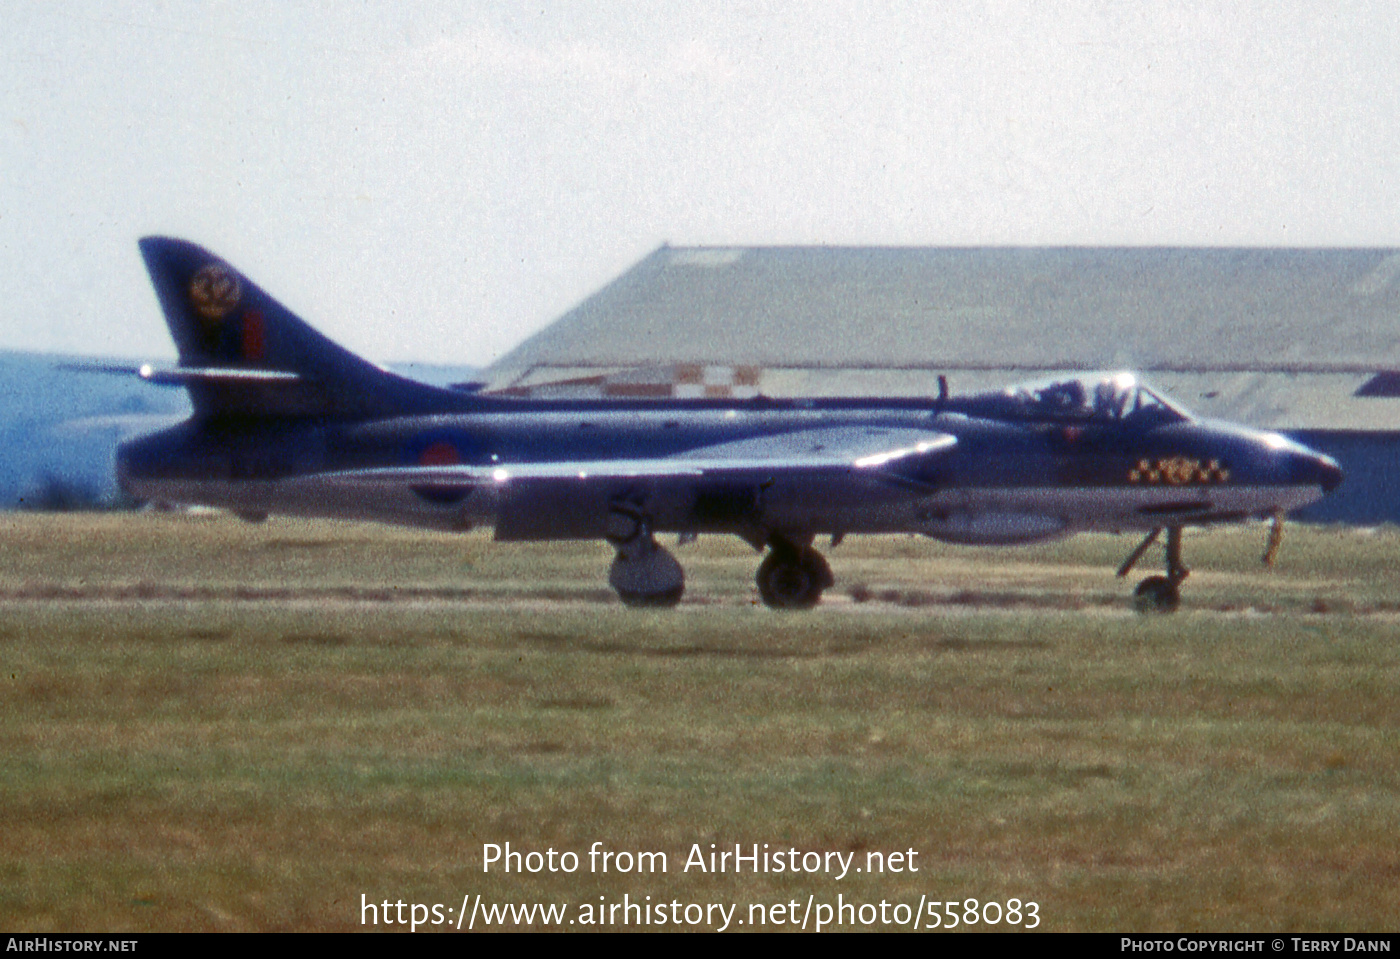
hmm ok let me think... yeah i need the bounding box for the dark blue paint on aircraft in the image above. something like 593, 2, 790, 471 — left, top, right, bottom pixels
116, 238, 1342, 612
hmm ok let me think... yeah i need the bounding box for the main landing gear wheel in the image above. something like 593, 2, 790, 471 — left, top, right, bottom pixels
606, 504, 684, 609
756, 542, 834, 610
1118, 526, 1190, 615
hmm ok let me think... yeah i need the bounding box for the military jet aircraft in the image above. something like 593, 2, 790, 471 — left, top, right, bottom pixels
114, 238, 1342, 613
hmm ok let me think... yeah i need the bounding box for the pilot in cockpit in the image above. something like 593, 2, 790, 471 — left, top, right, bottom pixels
1093, 378, 1127, 419
1041, 379, 1089, 415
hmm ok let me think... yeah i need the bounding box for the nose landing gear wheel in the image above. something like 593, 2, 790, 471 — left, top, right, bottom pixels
1133, 575, 1180, 614
1120, 526, 1190, 615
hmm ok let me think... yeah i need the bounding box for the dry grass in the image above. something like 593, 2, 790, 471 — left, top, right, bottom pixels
1, 514, 1398, 931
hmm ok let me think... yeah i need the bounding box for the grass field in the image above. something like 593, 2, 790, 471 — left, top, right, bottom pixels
2, 513, 1398, 932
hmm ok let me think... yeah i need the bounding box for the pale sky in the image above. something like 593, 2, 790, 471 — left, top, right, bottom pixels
3, 1, 1399, 365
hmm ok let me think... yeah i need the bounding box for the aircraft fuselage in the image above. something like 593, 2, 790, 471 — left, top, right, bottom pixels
119, 397, 1338, 547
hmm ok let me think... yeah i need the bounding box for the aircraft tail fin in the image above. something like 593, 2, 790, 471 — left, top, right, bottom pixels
138, 237, 469, 419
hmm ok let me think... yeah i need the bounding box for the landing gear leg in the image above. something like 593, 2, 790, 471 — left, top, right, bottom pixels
1262, 510, 1285, 567
1119, 525, 1189, 614
755, 535, 834, 610
606, 504, 684, 608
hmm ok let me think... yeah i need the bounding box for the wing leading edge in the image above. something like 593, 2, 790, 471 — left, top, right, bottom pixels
309, 427, 957, 490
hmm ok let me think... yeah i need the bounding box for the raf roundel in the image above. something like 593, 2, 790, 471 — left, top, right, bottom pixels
411, 439, 469, 505
188, 263, 242, 323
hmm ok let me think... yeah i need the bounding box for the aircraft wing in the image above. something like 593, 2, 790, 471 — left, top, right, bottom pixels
309, 427, 956, 489
664, 426, 956, 475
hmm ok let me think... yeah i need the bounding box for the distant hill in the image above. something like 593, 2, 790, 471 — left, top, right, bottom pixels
0, 352, 476, 509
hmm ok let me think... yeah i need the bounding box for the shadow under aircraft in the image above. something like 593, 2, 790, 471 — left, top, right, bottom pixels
112, 238, 1342, 613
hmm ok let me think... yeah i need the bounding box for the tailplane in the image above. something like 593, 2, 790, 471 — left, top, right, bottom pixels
138, 237, 468, 419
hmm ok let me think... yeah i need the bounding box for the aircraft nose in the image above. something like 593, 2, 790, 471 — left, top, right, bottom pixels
1289, 451, 1343, 493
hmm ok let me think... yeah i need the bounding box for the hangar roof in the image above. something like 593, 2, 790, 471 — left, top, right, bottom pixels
488, 246, 1400, 379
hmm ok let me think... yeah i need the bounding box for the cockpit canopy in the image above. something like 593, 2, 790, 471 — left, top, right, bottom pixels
995, 372, 1191, 426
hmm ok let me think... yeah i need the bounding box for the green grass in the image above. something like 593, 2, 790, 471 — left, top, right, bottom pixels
1, 514, 1398, 931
